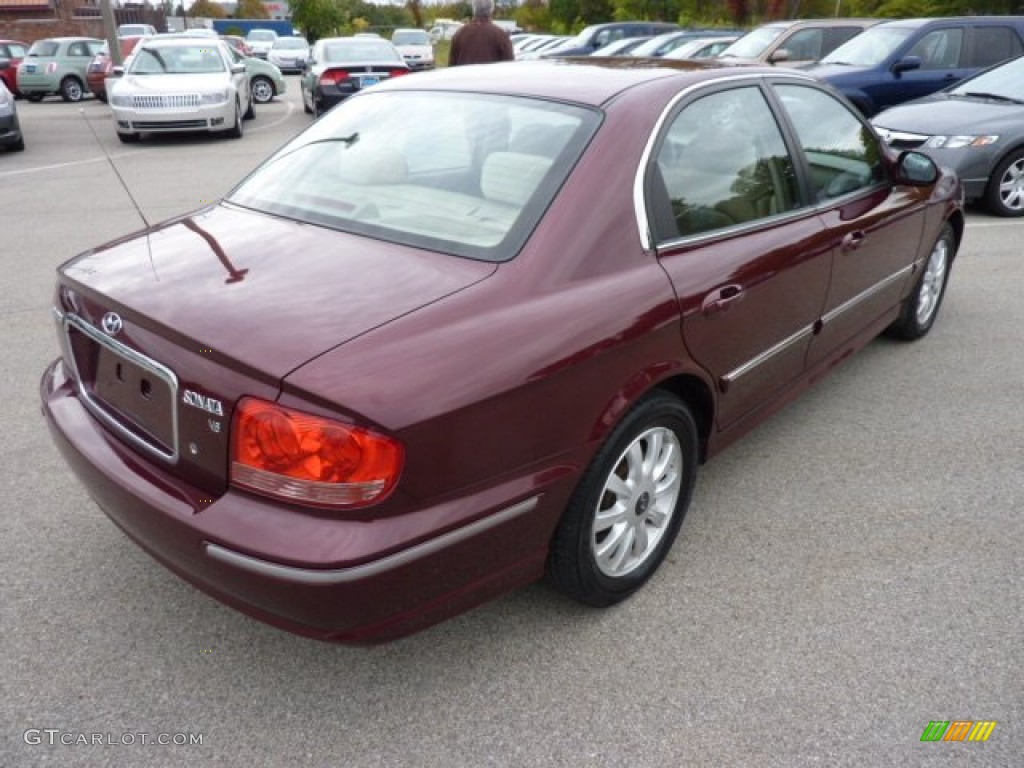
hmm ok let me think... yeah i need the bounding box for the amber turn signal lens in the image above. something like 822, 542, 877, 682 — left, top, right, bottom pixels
230, 398, 403, 509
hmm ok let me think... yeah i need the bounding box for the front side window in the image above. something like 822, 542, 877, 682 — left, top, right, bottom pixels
228, 91, 598, 262
651, 86, 800, 241
774, 84, 883, 201
907, 28, 963, 69
782, 29, 824, 60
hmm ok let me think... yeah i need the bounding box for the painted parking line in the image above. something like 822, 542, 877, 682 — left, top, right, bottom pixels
0, 99, 296, 180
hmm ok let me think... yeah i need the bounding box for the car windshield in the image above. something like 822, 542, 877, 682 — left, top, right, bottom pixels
129, 45, 227, 74
247, 30, 277, 42
322, 40, 400, 63
630, 33, 685, 57
393, 31, 431, 46
274, 38, 308, 50
948, 54, 1024, 99
821, 26, 914, 66
119, 26, 148, 36
27, 40, 60, 57
227, 91, 598, 262
719, 26, 784, 58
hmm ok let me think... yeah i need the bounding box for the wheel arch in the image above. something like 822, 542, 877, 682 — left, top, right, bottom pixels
652, 374, 715, 464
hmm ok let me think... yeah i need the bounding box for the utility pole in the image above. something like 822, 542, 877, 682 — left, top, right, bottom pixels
99, 0, 122, 65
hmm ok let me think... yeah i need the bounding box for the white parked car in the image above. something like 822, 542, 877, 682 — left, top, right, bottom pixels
267, 36, 310, 73
245, 29, 278, 59
391, 28, 434, 71
108, 38, 253, 143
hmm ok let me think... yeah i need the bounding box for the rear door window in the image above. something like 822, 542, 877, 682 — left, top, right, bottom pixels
966, 26, 1024, 68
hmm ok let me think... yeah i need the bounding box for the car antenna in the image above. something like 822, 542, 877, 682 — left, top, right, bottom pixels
79, 107, 159, 277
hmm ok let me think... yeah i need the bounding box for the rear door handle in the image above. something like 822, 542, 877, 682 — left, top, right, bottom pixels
701, 284, 745, 315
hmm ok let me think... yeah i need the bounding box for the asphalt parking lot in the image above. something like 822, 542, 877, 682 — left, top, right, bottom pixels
2, 81, 1021, 767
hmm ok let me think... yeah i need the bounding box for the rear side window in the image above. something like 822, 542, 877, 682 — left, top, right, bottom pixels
651, 86, 800, 241
968, 26, 1024, 68
28, 40, 59, 57
825, 27, 865, 54
907, 28, 963, 69
775, 84, 884, 202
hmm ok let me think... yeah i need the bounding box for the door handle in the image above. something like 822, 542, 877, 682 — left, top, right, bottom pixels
701, 284, 745, 315
842, 231, 866, 251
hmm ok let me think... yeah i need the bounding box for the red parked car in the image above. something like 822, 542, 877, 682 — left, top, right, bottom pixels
86, 37, 144, 102
0, 39, 28, 96
41, 61, 963, 643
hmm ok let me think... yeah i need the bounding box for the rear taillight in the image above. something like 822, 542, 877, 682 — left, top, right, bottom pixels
388, 69, 409, 78
319, 69, 350, 86
230, 397, 403, 509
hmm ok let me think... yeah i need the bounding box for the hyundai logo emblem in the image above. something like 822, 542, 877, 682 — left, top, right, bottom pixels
101, 312, 123, 336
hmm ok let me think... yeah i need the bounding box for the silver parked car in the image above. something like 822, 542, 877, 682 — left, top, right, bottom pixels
108, 38, 254, 143
872, 54, 1024, 217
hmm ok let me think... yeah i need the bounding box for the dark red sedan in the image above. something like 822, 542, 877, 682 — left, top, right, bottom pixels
86, 37, 144, 103
0, 39, 28, 96
41, 61, 963, 643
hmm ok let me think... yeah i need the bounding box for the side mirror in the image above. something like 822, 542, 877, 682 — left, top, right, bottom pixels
231, 63, 246, 74
891, 56, 921, 75
768, 48, 790, 63
111, 65, 125, 76
896, 150, 938, 186
0, 58, 9, 71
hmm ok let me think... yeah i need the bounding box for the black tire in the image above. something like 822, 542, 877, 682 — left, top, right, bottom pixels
251, 76, 274, 105
60, 77, 84, 103
548, 391, 699, 607
243, 95, 255, 120
887, 223, 955, 341
983, 148, 1024, 217
117, 132, 140, 144
95, 92, 107, 104
10, 135, 25, 151
302, 87, 313, 114
226, 101, 243, 139
25, 93, 45, 103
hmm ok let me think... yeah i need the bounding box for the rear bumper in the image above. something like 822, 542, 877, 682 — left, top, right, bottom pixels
41, 358, 567, 642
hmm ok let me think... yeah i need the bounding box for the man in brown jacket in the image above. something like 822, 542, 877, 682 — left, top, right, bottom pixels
448, 0, 515, 66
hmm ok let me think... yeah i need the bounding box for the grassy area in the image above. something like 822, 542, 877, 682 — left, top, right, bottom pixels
435, 40, 451, 67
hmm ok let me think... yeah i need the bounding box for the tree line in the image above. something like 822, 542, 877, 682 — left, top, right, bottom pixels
187, 0, 1024, 42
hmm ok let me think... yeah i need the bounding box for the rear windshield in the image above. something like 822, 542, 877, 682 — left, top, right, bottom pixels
247, 30, 277, 42
227, 91, 599, 262
322, 40, 401, 63
27, 40, 60, 57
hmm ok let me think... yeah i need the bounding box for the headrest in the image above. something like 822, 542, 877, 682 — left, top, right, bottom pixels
481, 151, 553, 207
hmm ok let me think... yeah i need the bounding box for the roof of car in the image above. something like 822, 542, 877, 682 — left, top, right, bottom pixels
371, 59, 811, 107
761, 18, 879, 29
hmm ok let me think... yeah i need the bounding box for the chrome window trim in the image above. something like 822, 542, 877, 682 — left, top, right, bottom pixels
723, 324, 815, 385
633, 71, 819, 251
204, 495, 541, 585
58, 310, 180, 464
821, 263, 915, 326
